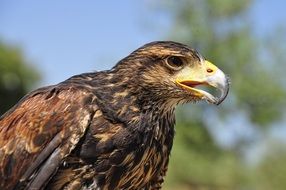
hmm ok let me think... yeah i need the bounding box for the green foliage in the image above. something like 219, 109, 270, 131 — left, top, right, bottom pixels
0, 41, 40, 115
158, 0, 286, 189
165, 114, 247, 190
253, 144, 286, 190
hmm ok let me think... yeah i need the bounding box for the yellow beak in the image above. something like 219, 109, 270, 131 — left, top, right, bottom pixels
175, 60, 229, 105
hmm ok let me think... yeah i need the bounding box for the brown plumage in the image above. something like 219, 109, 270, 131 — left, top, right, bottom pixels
0, 41, 229, 190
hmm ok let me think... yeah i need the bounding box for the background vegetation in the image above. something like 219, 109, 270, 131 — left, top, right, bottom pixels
1, 1, 286, 189
0, 42, 40, 115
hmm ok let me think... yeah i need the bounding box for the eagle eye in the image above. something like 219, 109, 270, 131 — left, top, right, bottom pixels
166, 56, 184, 70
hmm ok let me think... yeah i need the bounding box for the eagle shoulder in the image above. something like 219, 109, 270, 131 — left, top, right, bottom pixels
0, 84, 98, 190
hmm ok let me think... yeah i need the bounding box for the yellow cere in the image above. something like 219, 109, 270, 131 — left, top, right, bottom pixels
205, 60, 218, 73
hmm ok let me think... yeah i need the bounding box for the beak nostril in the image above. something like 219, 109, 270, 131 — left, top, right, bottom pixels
207, 68, 213, 73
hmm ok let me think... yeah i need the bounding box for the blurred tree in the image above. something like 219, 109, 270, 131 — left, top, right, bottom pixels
0, 41, 40, 115
155, 0, 286, 189
254, 142, 286, 190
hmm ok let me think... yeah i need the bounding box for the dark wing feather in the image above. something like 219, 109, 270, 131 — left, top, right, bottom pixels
0, 85, 97, 190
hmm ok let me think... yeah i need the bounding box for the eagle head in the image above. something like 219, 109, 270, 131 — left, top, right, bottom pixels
107, 41, 229, 112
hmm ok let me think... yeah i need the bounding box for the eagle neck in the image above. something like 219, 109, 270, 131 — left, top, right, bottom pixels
90, 70, 176, 126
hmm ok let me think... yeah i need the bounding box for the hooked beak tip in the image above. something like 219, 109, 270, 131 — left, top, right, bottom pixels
215, 76, 230, 105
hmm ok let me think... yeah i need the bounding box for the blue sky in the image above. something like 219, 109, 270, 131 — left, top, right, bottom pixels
0, 0, 285, 86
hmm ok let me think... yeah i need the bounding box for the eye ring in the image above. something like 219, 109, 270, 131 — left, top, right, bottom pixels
166, 56, 184, 70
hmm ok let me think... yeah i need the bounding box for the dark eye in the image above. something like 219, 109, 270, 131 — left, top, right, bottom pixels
166, 56, 184, 70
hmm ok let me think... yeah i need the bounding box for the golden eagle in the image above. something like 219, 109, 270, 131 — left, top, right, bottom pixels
0, 41, 229, 190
